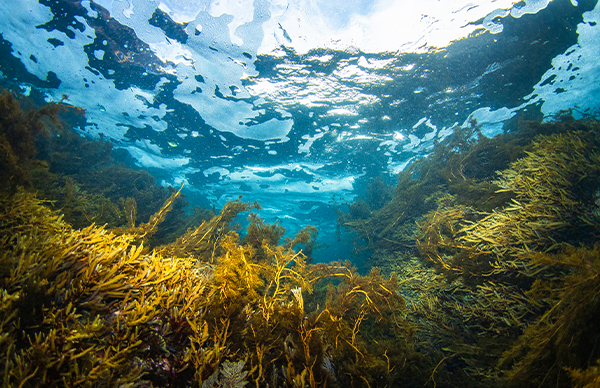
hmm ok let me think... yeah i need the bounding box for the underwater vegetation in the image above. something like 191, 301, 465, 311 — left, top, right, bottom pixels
1, 89, 431, 387
4, 87, 600, 387
336, 121, 542, 256
340, 114, 600, 387
0, 90, 63, 191
0, 89, 200, 235
0, 188, 427, 387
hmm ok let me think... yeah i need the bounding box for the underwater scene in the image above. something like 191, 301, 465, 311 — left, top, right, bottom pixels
2, 0, 600, 387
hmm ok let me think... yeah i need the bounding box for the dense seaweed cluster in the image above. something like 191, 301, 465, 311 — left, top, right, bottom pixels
1, 89, 431, 387
340, 115, 600, 387
0, 189, 426, 387
4, 87, 600, 387
0, 90, 197, 234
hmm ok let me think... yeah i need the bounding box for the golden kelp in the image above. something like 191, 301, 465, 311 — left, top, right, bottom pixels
0, 189, 424, 387
498, 245, 600, 388
335, 118, 600, 387
417, 130, 600, 279
156, 197, 261, 262
409, 124, 600, 386
336, 122, 540, 256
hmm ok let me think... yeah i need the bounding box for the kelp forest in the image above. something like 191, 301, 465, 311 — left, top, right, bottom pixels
337, 111, 600, 387
2, 87, 600, 388
0, 90, 416, 388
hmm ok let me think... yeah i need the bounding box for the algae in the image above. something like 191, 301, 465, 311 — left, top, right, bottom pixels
5, 87, 600, 388
338, 115, 600, 387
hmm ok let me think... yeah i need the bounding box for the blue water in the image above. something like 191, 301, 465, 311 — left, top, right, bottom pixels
1, 0, 599, 263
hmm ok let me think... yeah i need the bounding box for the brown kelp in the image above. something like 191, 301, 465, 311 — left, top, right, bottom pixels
0, 90, 64, 192
338, 116, 600, 387
335, 122, 539, 257
0, 189, 425, 387
6, 86, 600, 387
416, 126, 600, 386
497, 245, 600, 388
0, 89, 193, 233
